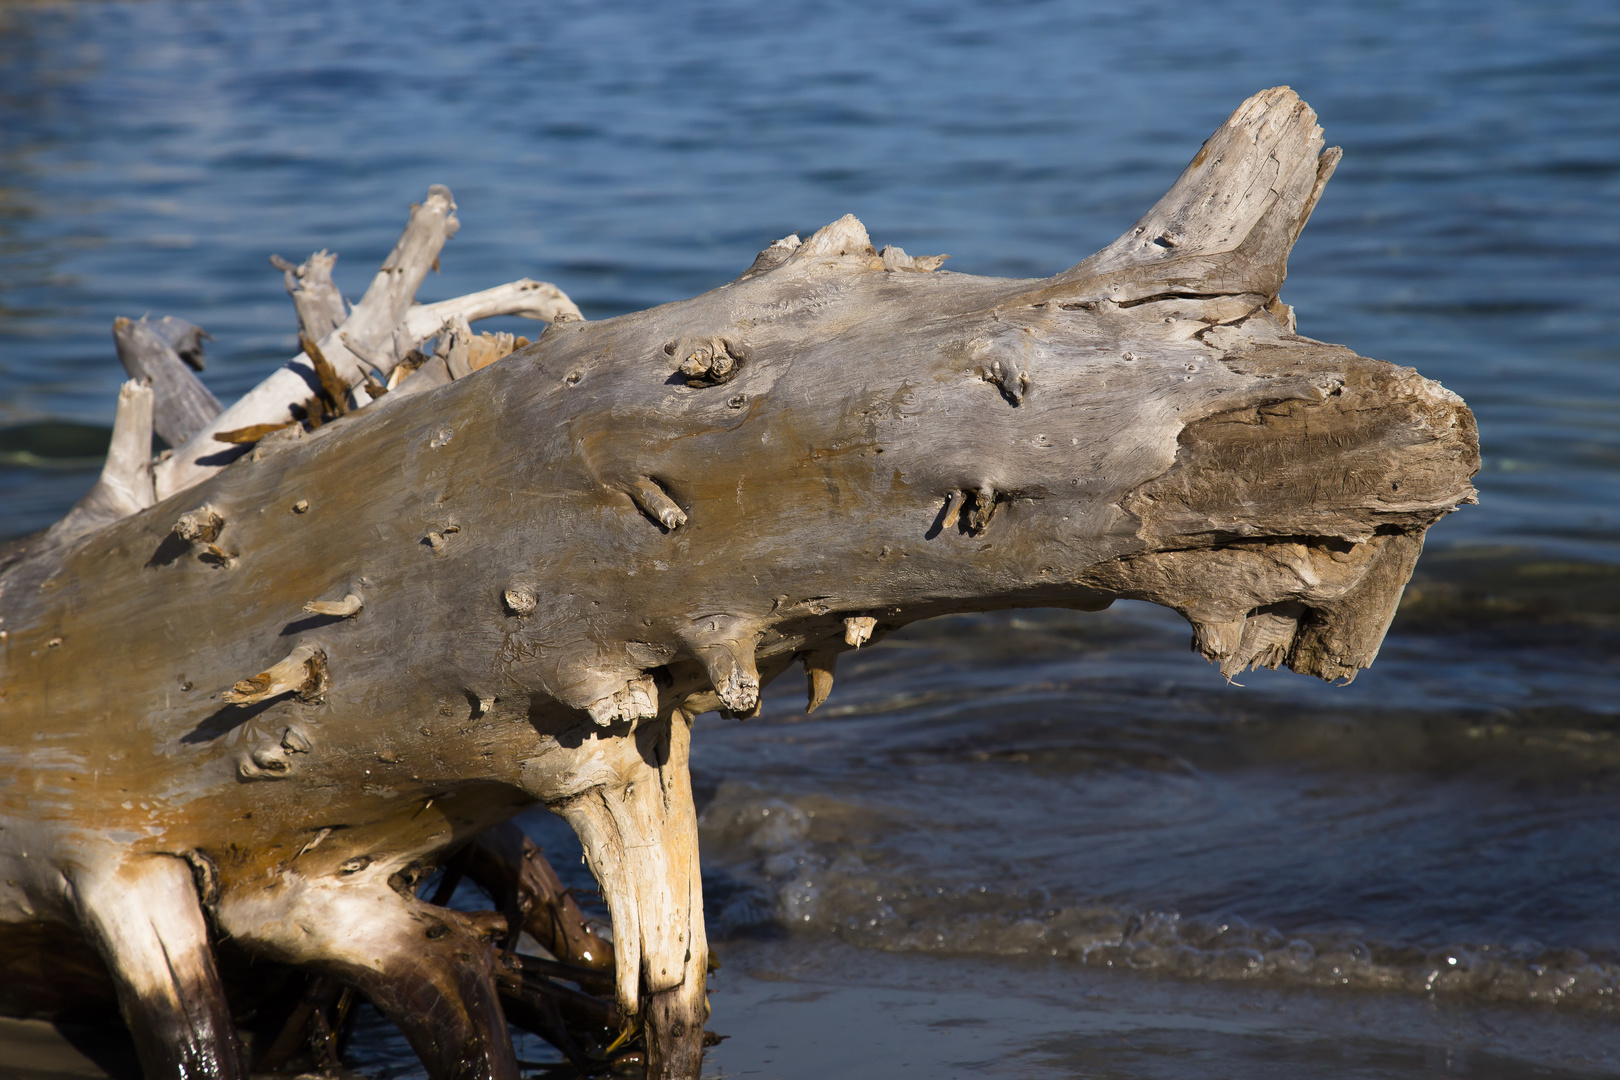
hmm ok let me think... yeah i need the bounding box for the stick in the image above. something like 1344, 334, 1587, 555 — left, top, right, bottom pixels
270, 251, 347, 343
46, 379, 155, 544
112, 317, 223, 447
155, 186, 461, 498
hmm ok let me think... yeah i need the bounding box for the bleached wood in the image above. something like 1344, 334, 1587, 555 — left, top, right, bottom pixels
269, 250, 348, 343
71, 856, 243, 1079
112, 317, 223, 447
0, 89, 1477, 1080
45, 379, 155, 545
152, 270, 583, 499
268, 250, 348, 341
397, 278, 582, 358
148, 315, 210, 371
155, 186, 461, 498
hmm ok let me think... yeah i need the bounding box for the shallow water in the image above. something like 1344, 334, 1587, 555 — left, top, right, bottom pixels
1, 0, 1618, 1076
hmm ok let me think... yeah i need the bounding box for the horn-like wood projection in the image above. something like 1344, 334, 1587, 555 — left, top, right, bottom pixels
0, 89, 1475, 1079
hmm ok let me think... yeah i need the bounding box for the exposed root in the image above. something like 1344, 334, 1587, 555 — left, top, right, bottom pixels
71, 855, 245, 1080
215, 868, 519, 1080
549, 712, 709, 1075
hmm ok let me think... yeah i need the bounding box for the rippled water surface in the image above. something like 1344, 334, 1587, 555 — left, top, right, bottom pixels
2, 0, 1618, 1077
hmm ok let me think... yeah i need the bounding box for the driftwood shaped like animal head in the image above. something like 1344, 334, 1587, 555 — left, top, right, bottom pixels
0, 88, 1475, 1080
428, 86, 1474, 727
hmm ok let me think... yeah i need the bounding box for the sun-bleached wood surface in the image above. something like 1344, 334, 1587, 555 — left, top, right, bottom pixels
0, 88, 1476, 1080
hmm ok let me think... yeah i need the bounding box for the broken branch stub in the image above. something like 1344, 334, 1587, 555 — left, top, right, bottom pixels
155, 191, 584, 499
0, 88, 1475, 1080
112, 318, 223, 448
270, 250, 348, 344
155, 186, 462, 497
44, 379, 156, 547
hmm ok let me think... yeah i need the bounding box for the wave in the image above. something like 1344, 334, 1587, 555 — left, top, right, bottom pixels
698, 782, 1620, 1013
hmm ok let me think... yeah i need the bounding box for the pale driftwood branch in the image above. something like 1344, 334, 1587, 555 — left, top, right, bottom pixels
112, 317, 223, 447
154, 186, 461, 498
439, 314, 475, 381
45, 379, 155, 545
269, 250, 348, 343
155, 266, 582, 498
396, 278, 583, 358
148, 315, 209, 371
0, 90, 1478, 1080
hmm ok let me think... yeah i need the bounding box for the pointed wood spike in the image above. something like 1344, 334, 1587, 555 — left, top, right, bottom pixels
802, 649, 837, 714
299, 333, 349, 417
101, 380, 156, 517
213, 421, 294, 445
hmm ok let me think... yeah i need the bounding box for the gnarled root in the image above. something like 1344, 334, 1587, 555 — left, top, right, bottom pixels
464, 819, 616, 970
215, 868, 517, 1080
549, 711, 709, 1079
70, 854, 245, 1080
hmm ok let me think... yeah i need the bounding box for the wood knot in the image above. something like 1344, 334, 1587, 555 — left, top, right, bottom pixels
669, 336, 749, 386
503, 584, 538, 615
173, 506, 224, 543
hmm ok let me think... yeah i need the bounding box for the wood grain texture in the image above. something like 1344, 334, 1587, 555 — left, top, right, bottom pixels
0, 88, 1476, 1079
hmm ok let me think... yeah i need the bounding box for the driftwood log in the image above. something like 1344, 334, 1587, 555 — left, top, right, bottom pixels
0, 88, 1477, 1080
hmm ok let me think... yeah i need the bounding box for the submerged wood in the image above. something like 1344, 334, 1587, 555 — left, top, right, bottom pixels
0, 88, 1476, 1080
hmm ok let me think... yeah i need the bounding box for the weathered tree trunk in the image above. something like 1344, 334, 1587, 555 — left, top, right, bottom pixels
0, 88, 1476, 1079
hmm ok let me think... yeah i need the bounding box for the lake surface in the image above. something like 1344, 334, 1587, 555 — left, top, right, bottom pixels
2, 0, 1618, 1077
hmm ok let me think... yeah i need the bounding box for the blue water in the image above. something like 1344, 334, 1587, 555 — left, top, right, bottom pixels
2, 2, 1618, 1077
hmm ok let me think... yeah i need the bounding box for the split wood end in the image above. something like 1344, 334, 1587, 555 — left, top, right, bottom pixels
843, 616, 876, 649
